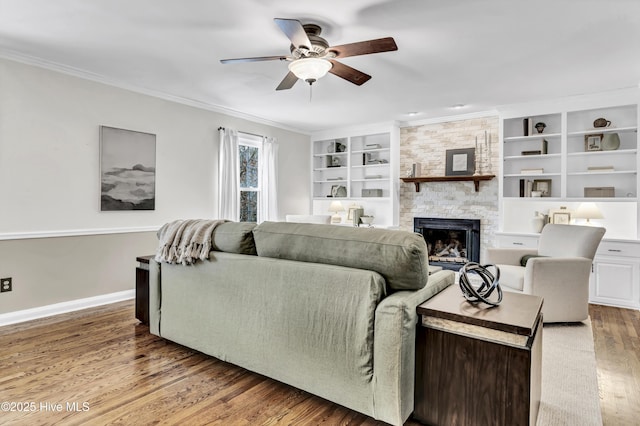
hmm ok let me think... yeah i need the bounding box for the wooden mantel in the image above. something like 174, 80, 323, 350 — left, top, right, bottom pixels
401, 175, 495, 192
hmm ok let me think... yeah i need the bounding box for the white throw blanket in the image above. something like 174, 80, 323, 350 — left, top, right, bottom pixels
155, 219, 227, 265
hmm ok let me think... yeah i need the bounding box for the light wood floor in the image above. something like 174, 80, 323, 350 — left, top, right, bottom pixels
0, 301, 638, 425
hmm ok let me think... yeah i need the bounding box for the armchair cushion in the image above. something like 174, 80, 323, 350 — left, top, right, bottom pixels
486, 247, 538, 266
499, 264, 526, 291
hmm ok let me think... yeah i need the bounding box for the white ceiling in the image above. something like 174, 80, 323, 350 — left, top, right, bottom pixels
2, 0, 640, 133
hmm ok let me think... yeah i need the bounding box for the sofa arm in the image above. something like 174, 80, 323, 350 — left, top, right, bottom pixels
372, 269, 455, 426
524, 257, 592, 322
486, 247, 538, 266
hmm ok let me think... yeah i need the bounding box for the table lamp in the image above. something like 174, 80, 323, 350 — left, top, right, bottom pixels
573, 202, 604, 225
328, 200, 345, 224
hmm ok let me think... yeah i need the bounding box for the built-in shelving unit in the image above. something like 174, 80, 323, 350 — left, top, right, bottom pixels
311, 124, 400, 226
502, 104, 638, 201
498, 98, 640, 309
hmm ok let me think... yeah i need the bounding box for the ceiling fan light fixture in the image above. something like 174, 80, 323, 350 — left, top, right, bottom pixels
288, 57, 332, 84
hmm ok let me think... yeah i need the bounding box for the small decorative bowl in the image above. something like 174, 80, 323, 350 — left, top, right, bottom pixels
360, 216, 374, 226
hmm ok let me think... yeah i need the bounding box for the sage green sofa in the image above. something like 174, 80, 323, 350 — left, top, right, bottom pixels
148, 221, 455, 425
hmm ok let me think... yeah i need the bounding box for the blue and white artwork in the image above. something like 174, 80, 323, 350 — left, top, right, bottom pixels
100, 126, 156, 211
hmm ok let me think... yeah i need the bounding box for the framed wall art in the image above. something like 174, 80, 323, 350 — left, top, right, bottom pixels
330, 185, 347, 197
100, 126, 156, 211
532, 179, 552, 197
445, 148, 475, 176
549, 208, 572, 225
584, 134, 603, 151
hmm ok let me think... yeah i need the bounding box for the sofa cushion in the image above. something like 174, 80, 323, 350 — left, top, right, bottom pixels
211, 222, 257, 255
252, 221, 429, 291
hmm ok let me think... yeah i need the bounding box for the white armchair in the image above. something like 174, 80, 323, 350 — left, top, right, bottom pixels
486, 224, 605, 323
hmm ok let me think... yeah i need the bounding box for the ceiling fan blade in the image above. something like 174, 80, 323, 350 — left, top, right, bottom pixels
274, 18, 312, 50
276, 71, 299, 91
328, 60, 371, 86
220, 55, 289, 64
329, 37, 398, 58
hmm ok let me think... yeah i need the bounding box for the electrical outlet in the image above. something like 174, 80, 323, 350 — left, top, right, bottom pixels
1, 277, 12, 293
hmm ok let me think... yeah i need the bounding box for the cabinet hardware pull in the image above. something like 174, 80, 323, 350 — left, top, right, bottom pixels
607, 249, 622, 252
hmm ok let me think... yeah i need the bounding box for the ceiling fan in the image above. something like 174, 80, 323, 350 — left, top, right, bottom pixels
220, 18, 398, 90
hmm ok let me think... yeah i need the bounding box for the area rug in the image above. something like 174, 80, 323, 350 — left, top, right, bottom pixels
537, 318, 602, 425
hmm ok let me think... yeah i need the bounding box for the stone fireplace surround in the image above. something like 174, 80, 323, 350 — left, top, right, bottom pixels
399, 115, 500, 263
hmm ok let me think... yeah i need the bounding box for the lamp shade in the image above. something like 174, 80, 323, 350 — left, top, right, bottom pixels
288, 58, 332, 82
328, 200, 345, 213
574, 202, 604, 223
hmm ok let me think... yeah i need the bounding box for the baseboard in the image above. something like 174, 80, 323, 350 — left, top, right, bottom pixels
0, 290, 135, 327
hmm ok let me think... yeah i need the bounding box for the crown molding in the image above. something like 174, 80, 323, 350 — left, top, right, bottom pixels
0, 49, 310, 135
398, 110, 500, 128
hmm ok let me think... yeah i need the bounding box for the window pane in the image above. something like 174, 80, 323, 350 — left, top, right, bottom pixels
239, 145, 259, 188
240, 191, 258, 222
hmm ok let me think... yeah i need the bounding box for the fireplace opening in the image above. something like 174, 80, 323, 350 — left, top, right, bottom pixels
414, 217, 480, 271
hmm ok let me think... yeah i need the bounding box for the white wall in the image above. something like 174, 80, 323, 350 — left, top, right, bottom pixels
0, 58, 310, 314
0, 58, 310, 235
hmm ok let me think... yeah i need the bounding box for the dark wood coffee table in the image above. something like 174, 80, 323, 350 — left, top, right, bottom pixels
414, 284, 543, 426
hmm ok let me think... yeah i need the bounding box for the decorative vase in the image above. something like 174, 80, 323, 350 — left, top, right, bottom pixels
535, 122, 546, 133
593, 118, 611, 128
531, 212, 545, 233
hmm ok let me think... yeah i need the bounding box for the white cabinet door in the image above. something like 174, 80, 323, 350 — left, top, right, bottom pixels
590, 256, 640, 309
495, 233, 539, 248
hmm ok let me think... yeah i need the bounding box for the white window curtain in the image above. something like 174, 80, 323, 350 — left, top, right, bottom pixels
218, 128, 239, 221
259, 137, 279, 222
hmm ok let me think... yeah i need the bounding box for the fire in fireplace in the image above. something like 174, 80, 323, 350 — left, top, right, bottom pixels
414, 217, 481, 271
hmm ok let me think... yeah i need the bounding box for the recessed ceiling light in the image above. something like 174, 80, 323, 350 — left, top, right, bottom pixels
407, 111, 419, 116
451, 104, 467, 109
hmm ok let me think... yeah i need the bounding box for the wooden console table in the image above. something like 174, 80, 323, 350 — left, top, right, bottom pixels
401, 175, 495, 192
414, 285, 543, 426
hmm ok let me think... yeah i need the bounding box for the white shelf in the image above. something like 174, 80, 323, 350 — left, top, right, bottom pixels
567, 149, 637, 157
313, 152, 348, 157
504, 173, 561, 178
503, 132, 562, 142
352, 148, 390, 154
567, 170, 636, 176
351, 178, 389, 183
504, 153, 562, 160
567, 126, 638, 136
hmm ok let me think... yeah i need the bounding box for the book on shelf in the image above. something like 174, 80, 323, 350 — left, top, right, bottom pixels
541, 139, 548, 154
522, 118, 533, 136
587, 165, 615, 172
520, 168, 544, 174
365, 175, 383, 179
364, 144, 382, 150
519, 178, 534, 197
521, 150, 542, 156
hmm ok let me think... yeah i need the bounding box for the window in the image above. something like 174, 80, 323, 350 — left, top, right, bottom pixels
238, 134, 261, 222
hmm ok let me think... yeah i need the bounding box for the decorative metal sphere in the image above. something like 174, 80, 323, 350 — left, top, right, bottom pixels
458, 262, 503, 306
